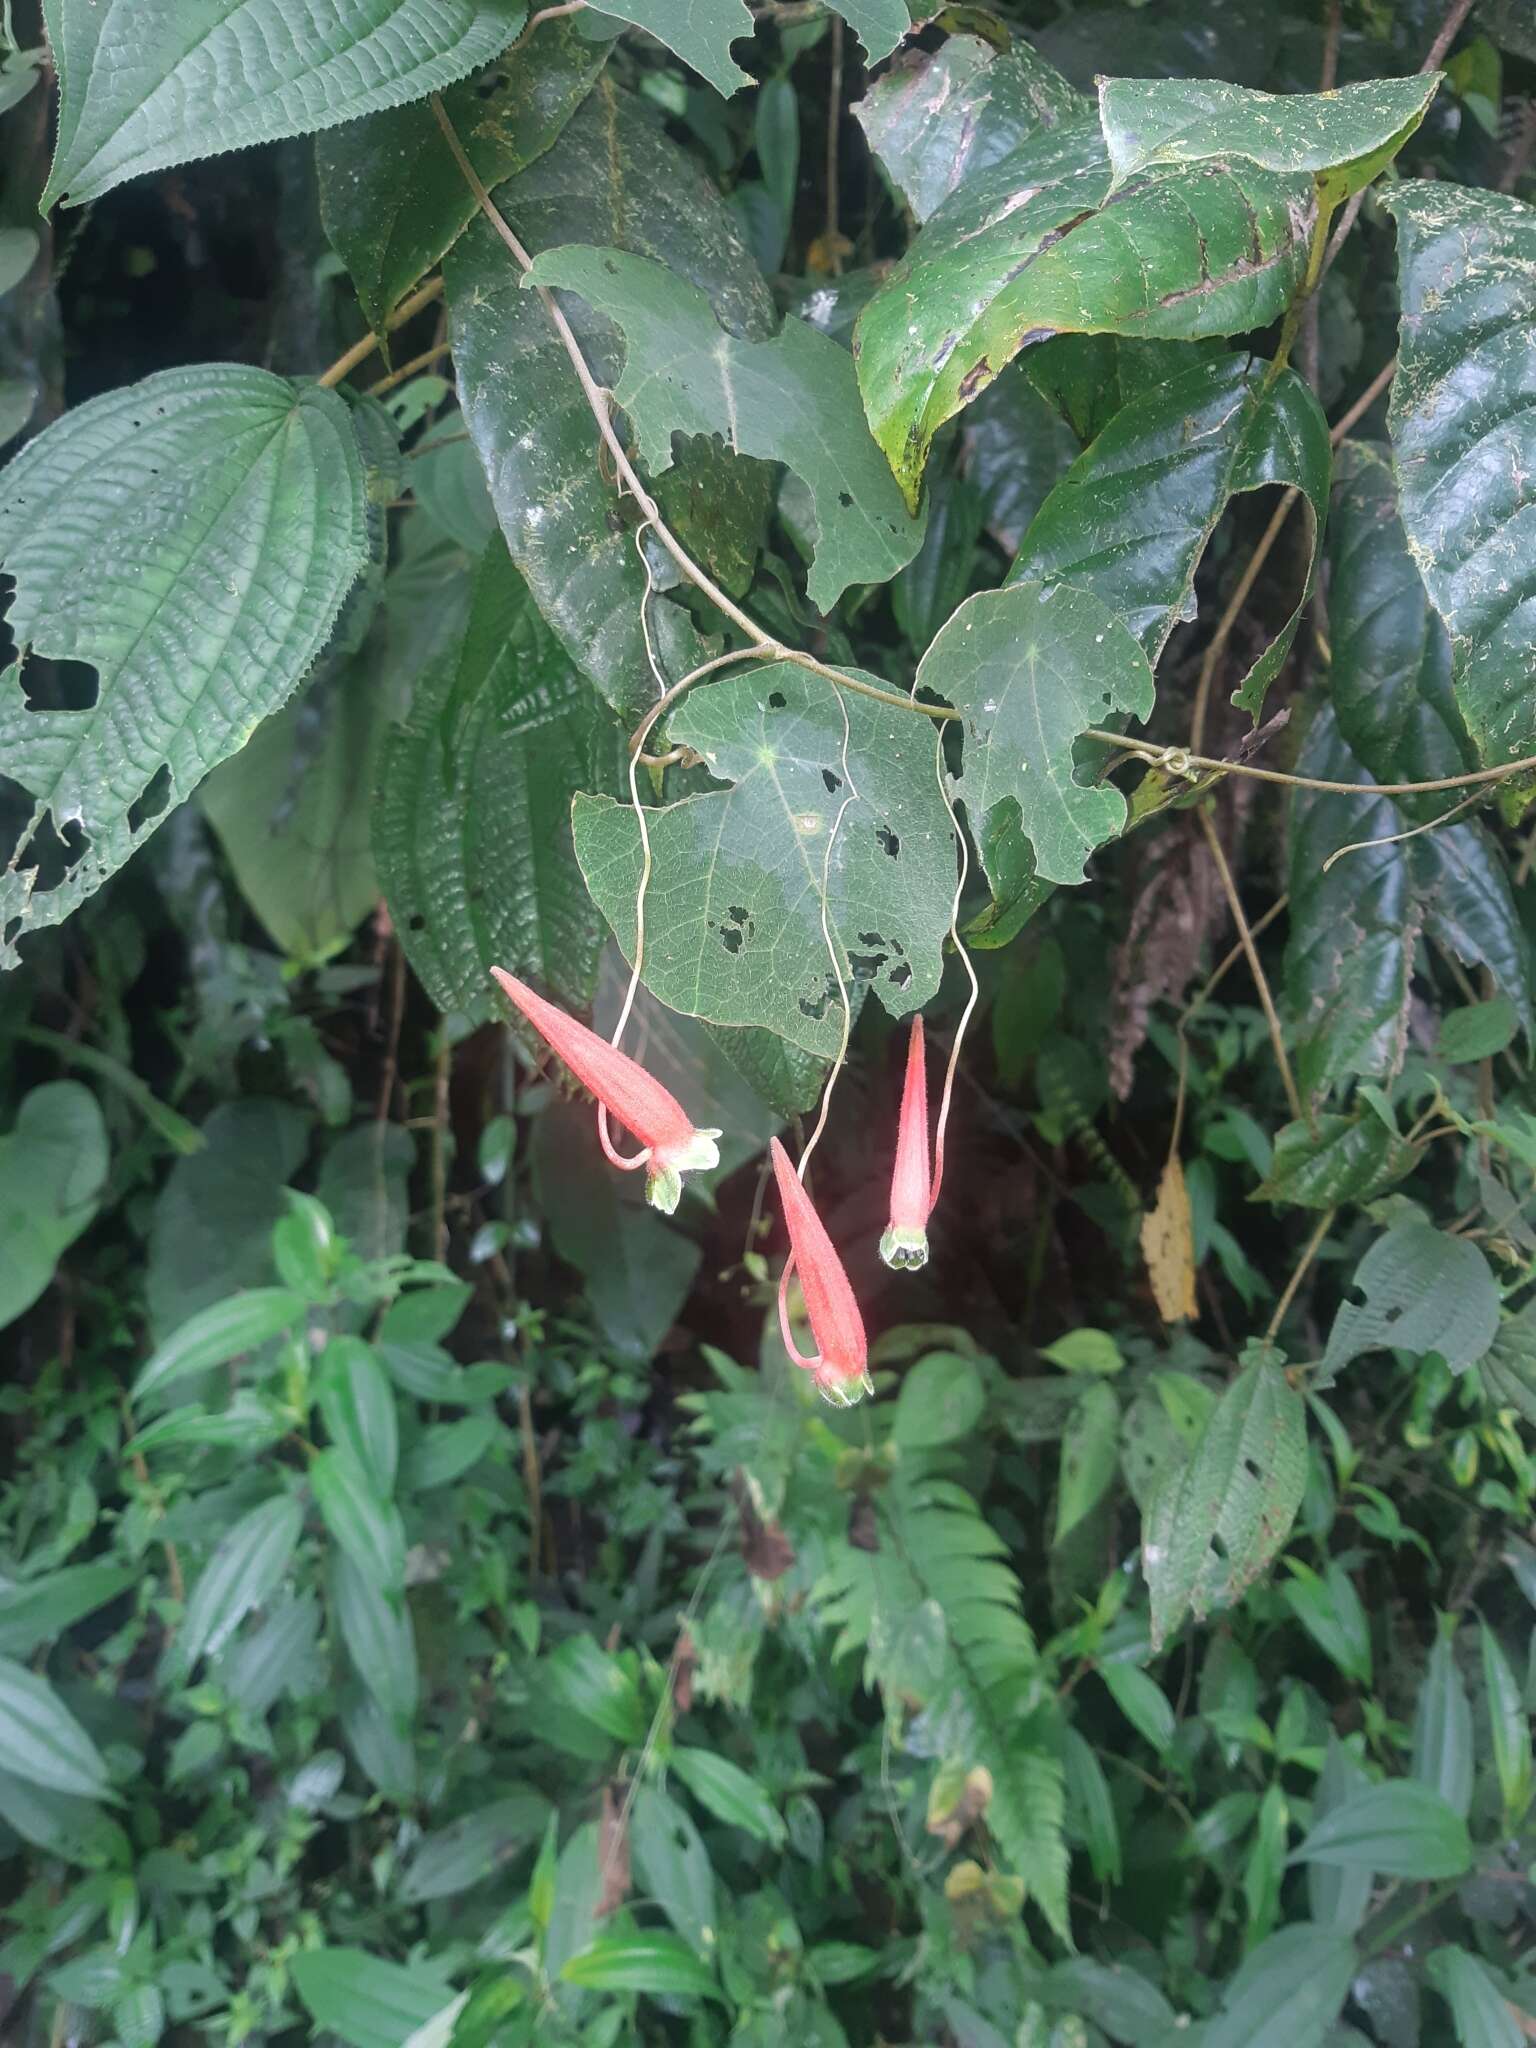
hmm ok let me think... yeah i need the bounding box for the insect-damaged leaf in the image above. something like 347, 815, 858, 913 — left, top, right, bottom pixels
1144, 1356, 1307, 1648
1099, 72, 1441, 203
1318, 1222, 1499, 1387
572, 664, 954, 1058
1382, 181, 1536, 766
914, 581, 1154, 888
0, 368, 373, 968
1008, 353, 1329, 712
595, 0, 906, 97
854, 112, 1312, 510
523, 245, 924, 610
41, 0, 531, 208
445, 85, 774, 720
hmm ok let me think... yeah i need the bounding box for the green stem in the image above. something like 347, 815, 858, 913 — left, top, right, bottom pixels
1269, 189, 1338, 379
1361, 1876, 1462, 1961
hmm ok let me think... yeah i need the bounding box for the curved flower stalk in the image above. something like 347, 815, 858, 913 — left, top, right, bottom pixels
490, 967, 719, 1213
769, 1136, 871, 1406
881, 1013, 932, 1271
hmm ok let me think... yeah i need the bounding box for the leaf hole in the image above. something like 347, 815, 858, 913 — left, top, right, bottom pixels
1241, 1457, 1261, 1484
821, 768, 842, 793
767, 690, 787, 710
875, 825, 900, 859
1344, 1285, 1367, 1309
1210, 1532, 1229, 1563
838, 491, 853, 509
1383, 1303, 1404, 1326
720, 925, 743, 954
126, 764, 173, 835
849, 950, 888, 982
407, 913, 427, 933
891, 962, 912, 989
19, 657, 98, 713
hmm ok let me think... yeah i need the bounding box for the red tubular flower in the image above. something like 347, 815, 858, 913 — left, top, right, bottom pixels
769, 1136, 870, 1405
881, 1013, 931, 1271
491, 967, 719, 1213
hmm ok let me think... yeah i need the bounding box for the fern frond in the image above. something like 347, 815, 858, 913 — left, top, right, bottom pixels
816, 1468, 1069, 1938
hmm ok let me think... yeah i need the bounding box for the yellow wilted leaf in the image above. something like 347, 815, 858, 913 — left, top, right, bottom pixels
1142, 1156, 1198, 1323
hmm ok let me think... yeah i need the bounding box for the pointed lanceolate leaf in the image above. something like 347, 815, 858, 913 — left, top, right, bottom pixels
1327, 442, 1476, 816
1426, 1947, 1525, 2048
1292, 1781, 1472, 1879
1008, 354, 1329, 709
1202, 1924, 1355, 2048
1099, 73, 1441, 201
41, 0, 532, 208
445, 84, 773, 718
317, 20, 608, 335
374, 539, 624, 1020
0, 1656, 113, 1800
524, 245, 923, 609
173, 1493, 305, 1676
1382, 182, 1536, 766
854, 114, 1312, 508
915, 582, 1154, 888
854, 31, 1083, 224
1145, 1357, 1307, 1648
0, 368, 373, 968
573, 662, 955, 1057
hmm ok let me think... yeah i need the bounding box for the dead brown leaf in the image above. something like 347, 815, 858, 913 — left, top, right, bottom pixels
1142, 1155, 1199, 1324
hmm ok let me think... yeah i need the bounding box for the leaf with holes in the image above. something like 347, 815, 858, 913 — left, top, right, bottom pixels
317, 18, 608, 335
445, 84, 773, 719
572, 663, 954, 1058
1382, 182, 1536, 766
524, 245, 924, 610
854, 30, 1083, 224
1099, 73, 1440, 202
1319, 1222, 1500, 1387
1008, 353, 1329, 710
1327, 442, 1476, 818
375, 538, 625, 1022
1144, 1355, 1307, 1648
914, 581, 1153, 889
598, 0, 905, 96
853, 113, 1312, 509
41, 0, 531, 208
0, 367, 374, 969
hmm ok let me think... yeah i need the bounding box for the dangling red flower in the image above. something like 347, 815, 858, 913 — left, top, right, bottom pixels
491, 967, 719, 1213
769, 1136, 870, 1406
881, 1013, 931, 1270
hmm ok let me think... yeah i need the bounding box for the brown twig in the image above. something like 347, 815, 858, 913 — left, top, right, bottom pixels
824, 15, 844, 273
1095, 730, 1536, 802
366, 338, 453, 397
1196, 806, 1303, 1122
317, 274, 446, 389
1266, 1206, 1336, 1342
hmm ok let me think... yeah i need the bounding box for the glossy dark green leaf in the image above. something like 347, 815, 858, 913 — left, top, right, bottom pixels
854, 114, 1311, 508
291, 1947, 456, 2048
41, 0, 529, 207
0, 1082, 108, 1333
174, 1493, 304, 1676
1254, 1113, 1415, 1209
525, 244, 923, 609
1320, 1222, 1500, 1386
560, 1930, 721, 2002
311, 1450, 407, 1592
1008, 354, 1329, 706
1326, 442, 1475, 815
1022, 331, 1226, 445
915, 581, 1153, 888
398, 1791, 550, 1902
1036, 0, 1280, 92
1284, 709, 1534, 1095
1382, 182, 1536, 766
445, 83, 772, 718
573, 662, 955, 1057
1202, 1924, 1355, 2048
1412, 1634, 1474, 1820
669, 1747, 785, 1847
1439, 995, 1520, 1063
959, 366, 1079, 553
1293, 1781, 1472, 1878
375, 538, 623, 1021
317, 19, 606, 334
1426, 1946, 1524, 2048
0, 369, 373, 964
0, 1656, 112, 1800
0, 1565, 134, 1660
854, 30, 1082, 223
1099, 73, 1440, 201
1145, 1357, 1307, 1648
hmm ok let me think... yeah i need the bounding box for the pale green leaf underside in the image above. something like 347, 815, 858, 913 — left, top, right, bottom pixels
854, 31, 1083, 225
854, 113, 1312, 508
0, 366, 371, 969
525, 245, 924, 609
1008, 353, 1330, 713
1099, 72, 1440, 197
572, 663, 955, 1058
915, 581, 1154, 888
374, 539, 623, 1020
601, 0, 906, 96
1320, 1221, 1500, 1386
41, 0, 531, 208
1381, 181, 1536, 766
